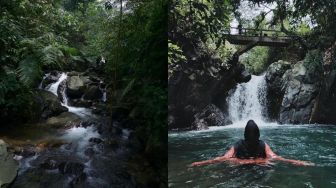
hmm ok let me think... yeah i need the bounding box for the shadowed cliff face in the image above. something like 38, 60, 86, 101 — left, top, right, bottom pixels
265, 46, 336, 125
168, 35, 251, 131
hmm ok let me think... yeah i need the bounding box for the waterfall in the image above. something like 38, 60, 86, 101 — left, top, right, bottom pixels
42, 72, 92, 118
47, 73, 67, 95
227, 74, 267, 124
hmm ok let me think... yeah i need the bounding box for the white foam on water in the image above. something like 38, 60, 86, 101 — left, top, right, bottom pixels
47, 73, 67, 96
102, 91, 107, 102
44, 72, 94, 118
62, 126, 100, 152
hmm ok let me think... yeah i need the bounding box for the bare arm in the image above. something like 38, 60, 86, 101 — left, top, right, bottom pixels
190, 147, 271, 166
265, 143, 314, 166
190, 147, 235, 167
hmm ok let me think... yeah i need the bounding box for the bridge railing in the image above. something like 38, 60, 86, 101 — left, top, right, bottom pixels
228, 27, 292, 39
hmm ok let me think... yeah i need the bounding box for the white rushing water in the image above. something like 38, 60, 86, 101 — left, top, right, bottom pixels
45, 72, 92, 118
47, 73, 67, 96
227, 74, 267, 126
40, 72, 100, 155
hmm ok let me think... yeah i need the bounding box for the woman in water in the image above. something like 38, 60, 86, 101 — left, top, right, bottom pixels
191, 120, 314, 166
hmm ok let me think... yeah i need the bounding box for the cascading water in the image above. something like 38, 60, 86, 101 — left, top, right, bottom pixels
227, 74, 267, 125
45, 73, 92, 118
9, 71, 136, 187
47, 73, 67, 96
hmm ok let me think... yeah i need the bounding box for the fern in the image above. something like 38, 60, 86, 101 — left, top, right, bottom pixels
17, 55, 41, 86
118, 78, 135, 103
40, 45, 64, 67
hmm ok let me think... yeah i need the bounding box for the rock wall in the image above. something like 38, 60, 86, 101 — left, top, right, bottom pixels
310, 42, 336, 124
168, 38, 251, 130
265, 47, 336, 124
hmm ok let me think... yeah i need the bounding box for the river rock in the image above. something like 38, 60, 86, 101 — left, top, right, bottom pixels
40, 159, 58, 170
41, 71, 61, 89
279, 61, 320, 124
0, 139, 19, 188
58, 161, 85, 175
83, 85, 103, 100
265, 60, 292, 120
39, 90, 68, 119
66, 76, 86, 98
191, 104, 231, 130
45, 112, 81, 128
266, 60, 291, 92
71, 99, 93, 108
89, 137, 103, 144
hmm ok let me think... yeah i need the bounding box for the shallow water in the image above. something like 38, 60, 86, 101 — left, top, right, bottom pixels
168, 123, 336, 188
0, 72, 136, 187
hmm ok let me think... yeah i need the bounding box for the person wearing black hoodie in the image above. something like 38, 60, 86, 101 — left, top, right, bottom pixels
190, 120, 314, 166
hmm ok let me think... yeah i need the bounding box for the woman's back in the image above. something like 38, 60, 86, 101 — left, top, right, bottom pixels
234, 139, 266, 159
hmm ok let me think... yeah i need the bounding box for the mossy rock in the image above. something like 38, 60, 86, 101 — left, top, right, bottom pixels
0, 139, 19, 188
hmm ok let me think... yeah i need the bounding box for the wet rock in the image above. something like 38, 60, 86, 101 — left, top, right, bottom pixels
89, 137, 103, 144
83, 85, 103, 100
71, 99, 93, 108
41, 71, 61, 88
58, 161, 85, 176
84, 147, 95, 157
38, 90, 68, 119
66, 76, 86, 98
70, 172, 87, 187
45, 112, 81, 128
10, 168, 67, 188
67, 71, 82, 77
191, 104, 230, 130
266, 60, 291, 92
279, 61, 320, 124
237, 69, 251, 83
40, 159, 58, 170
37, 140, 67, 149
0, 139, 19, 188
12, 145, 37, 158
265, 60, 292, 120
106, 138, 119, 148
80, 121, 94, 128
168, 42, 250, 130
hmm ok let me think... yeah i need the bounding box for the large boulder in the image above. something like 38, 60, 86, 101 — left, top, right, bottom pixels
265, 60, 292, 120
45, 112, 81, 128
279, 58, 321, 124
191, 104, 231, 130
83, 85, 103, 100
39, 90, 68, 119
0, 139, 19, 188
265, 60, 291, 92
66, 76, 86, 98
40, 71, 61, 89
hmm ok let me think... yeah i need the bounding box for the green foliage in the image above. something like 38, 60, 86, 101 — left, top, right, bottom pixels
78, 1, 167, 185
0, 0, 80, 122
169, 0, 233, 45
168, 41, 186, 77
302, 50, 323, 72
241, 46, 270, 74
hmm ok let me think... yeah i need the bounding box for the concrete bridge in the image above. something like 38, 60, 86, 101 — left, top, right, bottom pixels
226, 27, 293, 56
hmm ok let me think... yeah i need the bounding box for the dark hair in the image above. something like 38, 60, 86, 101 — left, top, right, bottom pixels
244, 120, 260, 142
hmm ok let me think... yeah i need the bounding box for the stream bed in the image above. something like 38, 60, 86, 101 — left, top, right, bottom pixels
0, 72, 136, 188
